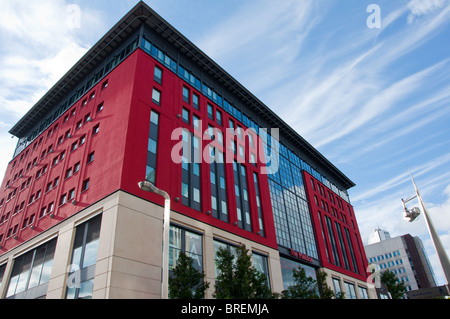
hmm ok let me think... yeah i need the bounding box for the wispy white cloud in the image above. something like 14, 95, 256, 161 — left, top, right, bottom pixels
0, 0, 106, 179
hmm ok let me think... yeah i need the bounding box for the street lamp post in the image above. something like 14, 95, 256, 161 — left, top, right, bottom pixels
402, 172, 450, 285
139, 181, 171, 299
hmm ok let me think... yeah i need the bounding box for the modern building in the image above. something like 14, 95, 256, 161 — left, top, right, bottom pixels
365, 229, 437, 294
0, 2, 375, 299
368, 227, 391, 245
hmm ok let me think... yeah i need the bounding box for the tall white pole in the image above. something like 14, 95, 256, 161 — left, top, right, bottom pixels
410, 173, 450, 285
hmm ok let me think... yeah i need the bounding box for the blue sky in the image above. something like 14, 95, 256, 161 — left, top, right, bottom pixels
0, 0, 449, 286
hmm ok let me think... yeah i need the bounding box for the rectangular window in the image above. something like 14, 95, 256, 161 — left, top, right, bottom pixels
193, 93, 199, 110
154, 66, 162, 84
207, 104, 214, 120
181, 130, 201, 212
234, 161, 252, 232
344, 282, 357, 299
59, 194, 67, 206
210, 148, 227, 222
82, 179, 90, 192
5, 238, 57, 299
252, 253, 271, 289
183, 87, 190, 104
87, 152, 95, 164
213, 240, 238, 278
182, 108, 190, 124
146, 110, 160, 184
169, 225, 203, 272
253, 173, 265, 237
152, 88, 161, 105
66, 214, 102, 299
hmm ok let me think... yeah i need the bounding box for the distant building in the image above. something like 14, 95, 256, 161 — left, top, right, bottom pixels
368, 227, 391, 244
365, 229, 437, 294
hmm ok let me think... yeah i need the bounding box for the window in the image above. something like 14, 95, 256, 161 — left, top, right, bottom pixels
169, 225, 203, 272
146, 111, 160, 184
92, 124, 100, 136
154, 66, 162, 84
65, 168, 72, 180
333, 278, 342, 296
252, 253, 271, 289
183, 87, 190, 103
68, 188, 75, 201
87, 152, 94, 164
101, 80, 108, 90
234, 161, 252, 232
216, 110, 222, 126
82, 179, 90, 192
182, 108, 190, 124
207, 104, 214, 120
181, 130, 202, 212
74, 162, 80, 174
213, 240, 238, 278
210, 148, 227, 222
193, 93, 199, 110
66, 214, 102, 299
5, 238, 57, 299
152, 88, 161, 105
254, 173, 265, 237
59, 194, 67, 206
96, 102, 103, 113
71, 142, 78, 152
193, 114, 200, 131
79, 135, 86, 146
344, 282, 357, 299
53, 177, 59, 188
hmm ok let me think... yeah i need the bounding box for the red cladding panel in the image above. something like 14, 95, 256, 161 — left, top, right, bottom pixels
303, 171, 369, 281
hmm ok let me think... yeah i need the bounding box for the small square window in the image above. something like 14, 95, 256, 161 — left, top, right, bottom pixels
102, 80, 108, 90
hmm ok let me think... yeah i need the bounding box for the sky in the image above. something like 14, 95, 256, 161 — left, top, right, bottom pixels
0, 0, 449, 287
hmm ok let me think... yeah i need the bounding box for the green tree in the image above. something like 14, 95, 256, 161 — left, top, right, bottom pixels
214, 245, 278, 299
380, 270, 406, 299
168, 252, 210, 299
281, 267, 319, 299
282, 267, 343, 299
